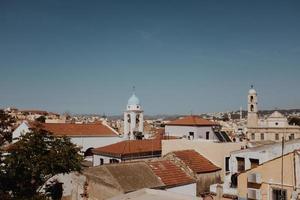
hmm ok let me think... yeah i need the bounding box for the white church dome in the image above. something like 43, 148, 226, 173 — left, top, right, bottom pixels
268, 111, 285, 119
128, 93, 140, 105
249, 88, 257, 95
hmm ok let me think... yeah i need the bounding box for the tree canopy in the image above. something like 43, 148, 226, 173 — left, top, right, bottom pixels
0, 109, 15, 146
0, 126, 83, 199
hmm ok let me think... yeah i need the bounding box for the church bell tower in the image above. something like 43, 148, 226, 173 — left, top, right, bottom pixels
123, 88, 144, 140
247, 85, 258, 127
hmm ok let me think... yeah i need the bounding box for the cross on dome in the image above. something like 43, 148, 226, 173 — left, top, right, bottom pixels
127, 86, 140, 106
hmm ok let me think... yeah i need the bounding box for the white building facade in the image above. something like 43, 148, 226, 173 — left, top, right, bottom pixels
165, 125, 217, 140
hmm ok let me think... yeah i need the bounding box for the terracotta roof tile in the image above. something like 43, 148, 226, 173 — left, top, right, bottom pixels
92, 139, 161, 158
166, 115, 218, 126
173, 150, 221, 174
28, 122, 118, 137
147, 160, 195, 188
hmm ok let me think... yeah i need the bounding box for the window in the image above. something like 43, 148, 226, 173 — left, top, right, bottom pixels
109, 159, 119, 164
189, 132, 194, 140
236, 157, 245, 172
275, 133, 279, 140
250, 105, 254, 112
251, 133, 255, 140
250, 158, 259, 168
272, 188, 286, 200
260, 133, 264, 140
225, 157, 230, 172
250, 96, 254, 102
206, 131, 210, 140
100, 158, 104, 165
289, 134, 295, 140
275, 122, 279, 126
137, 106, 139, 109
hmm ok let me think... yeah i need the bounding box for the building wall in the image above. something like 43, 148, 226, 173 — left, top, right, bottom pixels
196, 171, 221, 195
70, 173, 86, 200
165, 125, 216, 140
237, 153, 296, 200
70, 136, 122, 152
70, 173, 123, 200
229, 140, 300, 174
12, 121, 30, 142
247, 127, 300, 142
93, 154, 121, 166
162, 140, 243, 180
166, 183, 197, 196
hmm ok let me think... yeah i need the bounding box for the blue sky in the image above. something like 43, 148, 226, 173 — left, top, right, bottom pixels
1, 0, 300, 115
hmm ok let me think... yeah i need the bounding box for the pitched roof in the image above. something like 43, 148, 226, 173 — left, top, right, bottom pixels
147, 160, 195, 188
84, 162, 165, 193
28, 122, 119, 137
173, 150, 221, 174
166, 115, 218, 126
92, 139, 161, 159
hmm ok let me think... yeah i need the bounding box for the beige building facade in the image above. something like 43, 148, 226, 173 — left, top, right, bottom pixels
246, 87, 300, 142
237, 151, 300, 200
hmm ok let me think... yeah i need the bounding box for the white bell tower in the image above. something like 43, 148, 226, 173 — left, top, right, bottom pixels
123, 88, 144, 140
247, 85, 258, 127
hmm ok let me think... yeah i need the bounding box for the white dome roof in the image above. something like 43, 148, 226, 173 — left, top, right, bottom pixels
249, 88, 257, 95
269, 111, 285, 119
127, 93, 140, 105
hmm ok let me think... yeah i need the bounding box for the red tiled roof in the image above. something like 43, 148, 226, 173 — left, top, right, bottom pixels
147, 160, 195, 187
166, 115, 218, 126
92, 139, 161, 158
28, 122, 118, 137
173, 150, 221, 174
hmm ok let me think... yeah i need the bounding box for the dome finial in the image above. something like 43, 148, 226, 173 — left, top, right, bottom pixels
132, 86, 136, 94
251, 84, 254, 89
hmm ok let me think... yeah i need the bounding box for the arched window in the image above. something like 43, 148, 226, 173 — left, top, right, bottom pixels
250, 96, 254, 102
127, 114, 131, 123
251, 133, 255, 140
250, 105, 254, 112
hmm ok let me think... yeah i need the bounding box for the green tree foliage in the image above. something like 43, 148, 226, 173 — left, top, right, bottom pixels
0, 109, 15, 146
288, 117, 300, 126
0, 127, 83, 199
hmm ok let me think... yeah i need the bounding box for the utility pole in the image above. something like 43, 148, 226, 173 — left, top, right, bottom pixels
281, 136, 284, 200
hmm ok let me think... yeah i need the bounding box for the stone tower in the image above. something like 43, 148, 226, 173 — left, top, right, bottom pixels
247, 85, 258, 127
123, 89, 144, 140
